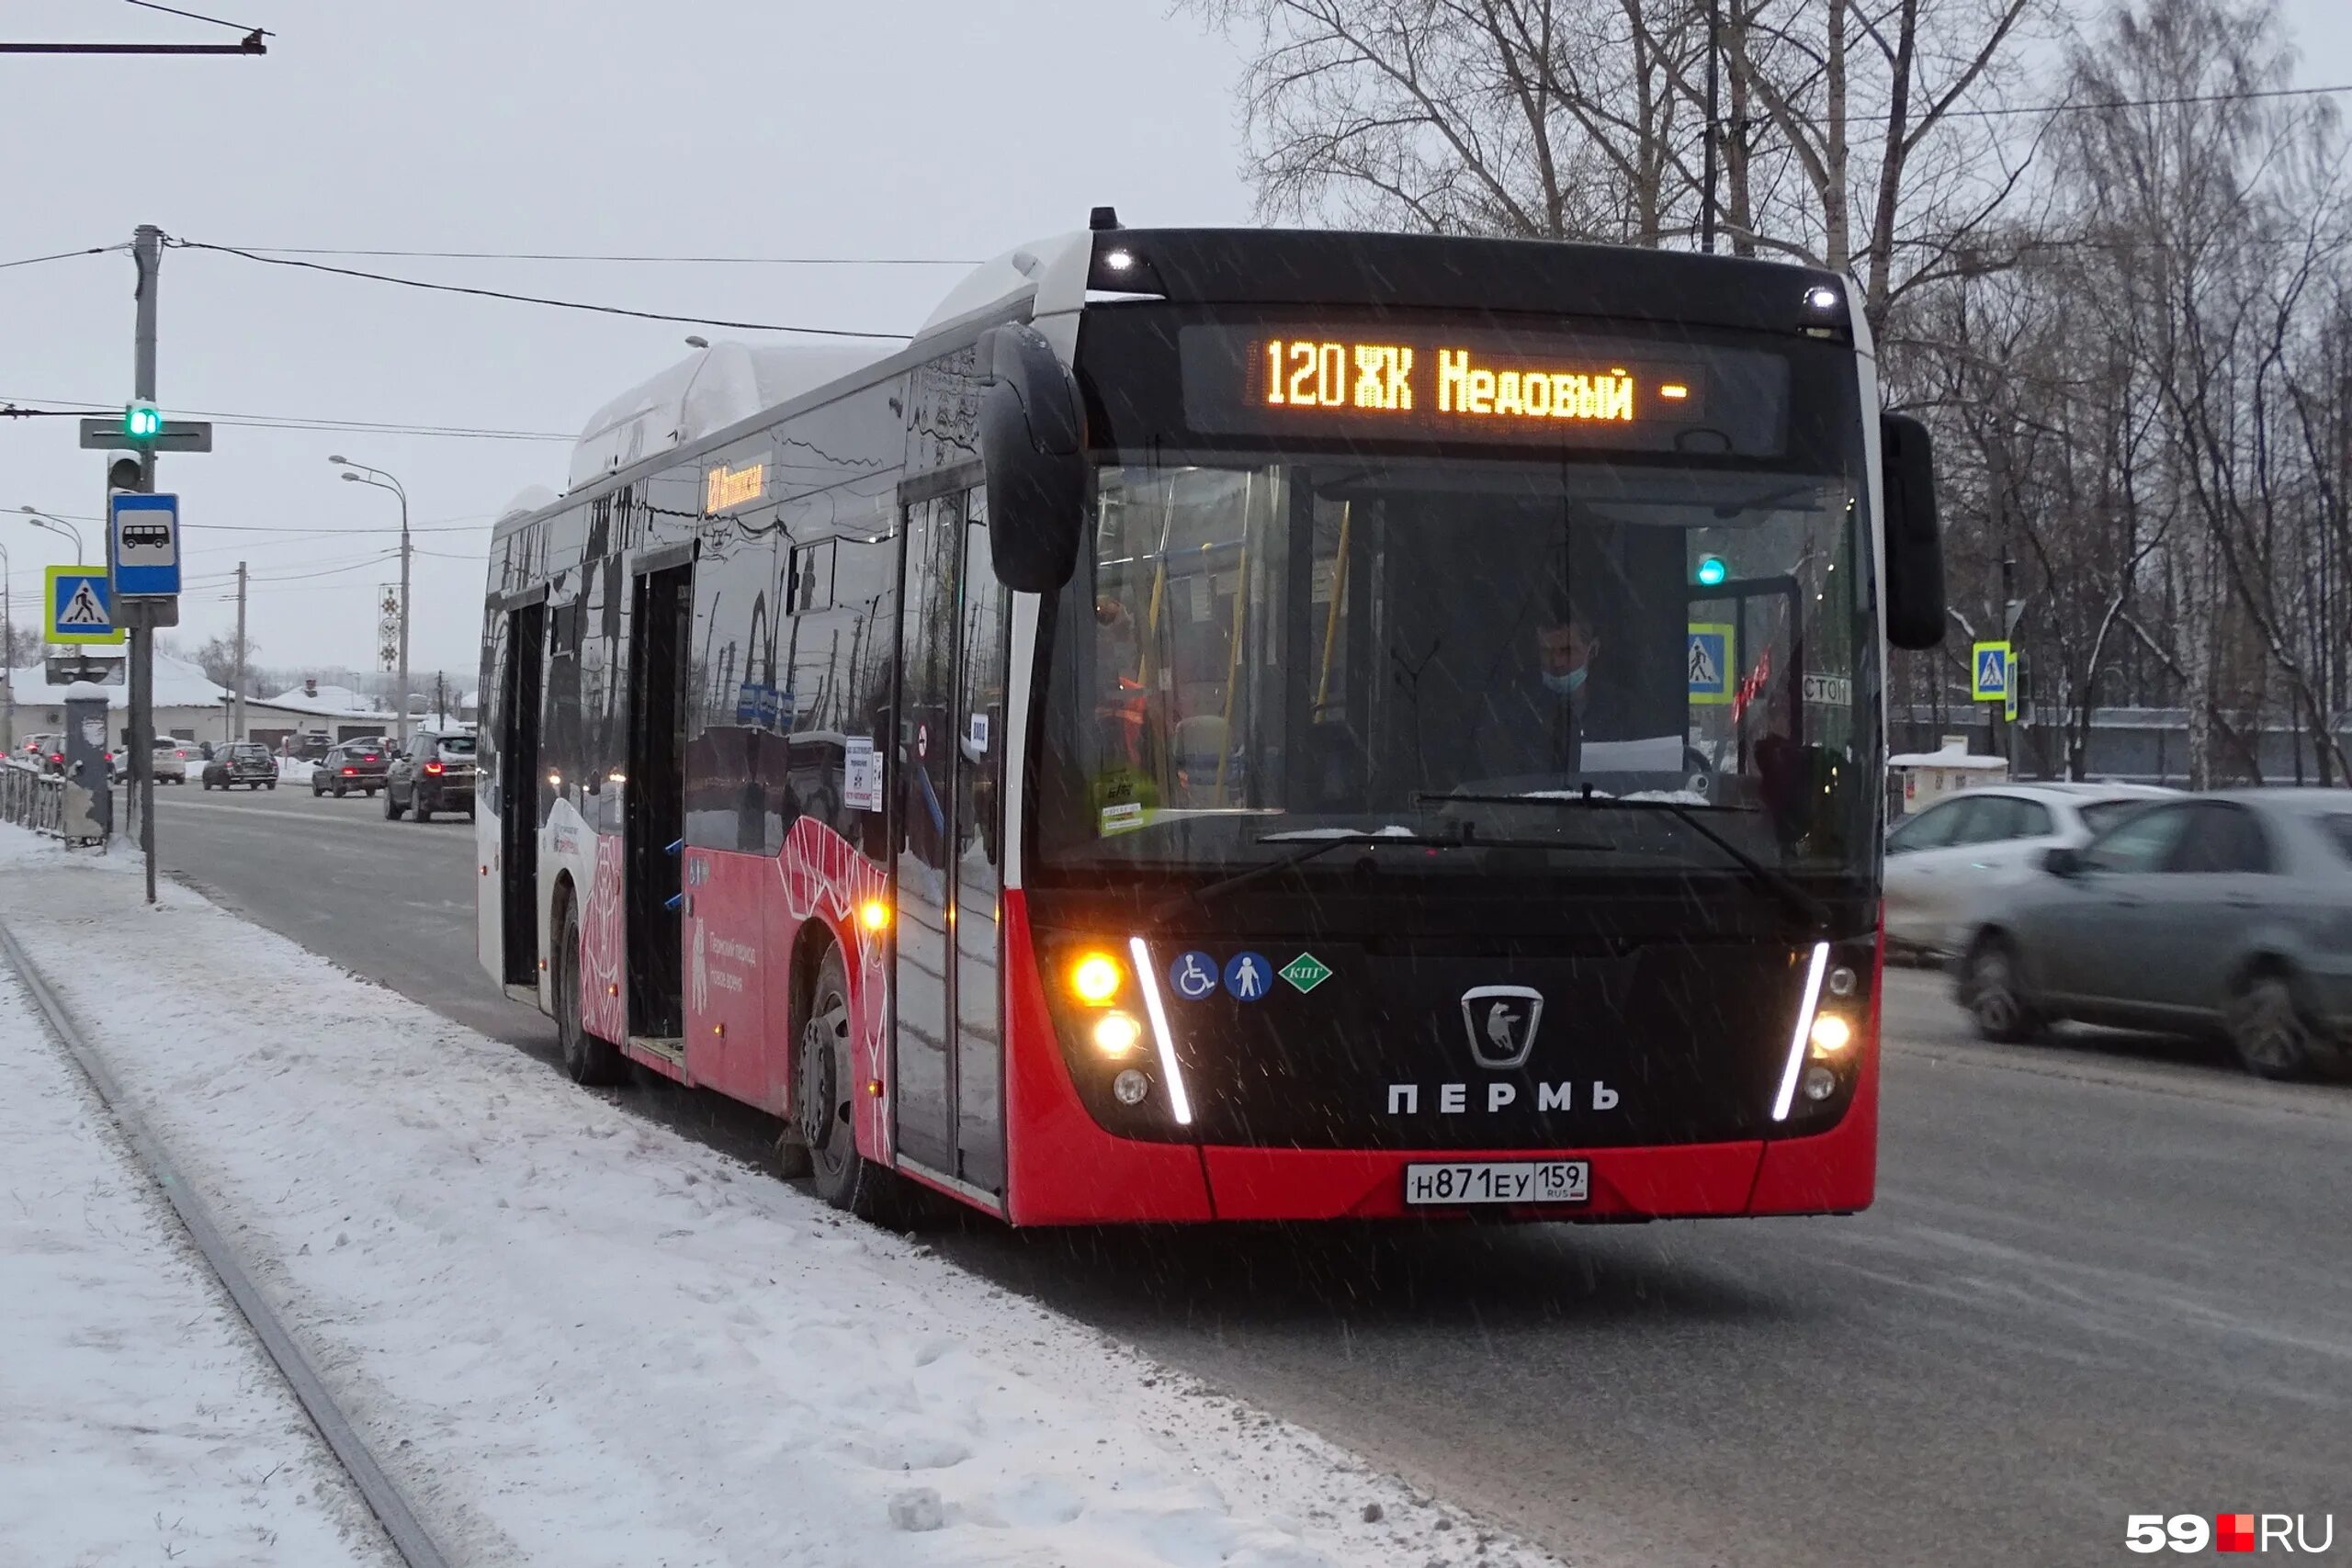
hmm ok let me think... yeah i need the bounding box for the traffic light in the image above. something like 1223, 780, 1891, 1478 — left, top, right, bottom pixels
124, 400, 163, 442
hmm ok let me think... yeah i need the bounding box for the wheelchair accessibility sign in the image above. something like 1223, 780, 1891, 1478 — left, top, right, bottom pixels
1687, 624, 1735, 705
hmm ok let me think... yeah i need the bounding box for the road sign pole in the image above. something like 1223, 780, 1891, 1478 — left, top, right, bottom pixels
130, 223, 161, 905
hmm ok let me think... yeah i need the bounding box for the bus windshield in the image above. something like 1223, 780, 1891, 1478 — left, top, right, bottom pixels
1034, 453, 1876, 880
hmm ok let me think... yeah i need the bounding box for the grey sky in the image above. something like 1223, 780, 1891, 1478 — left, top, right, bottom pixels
6, 1, 2346, 683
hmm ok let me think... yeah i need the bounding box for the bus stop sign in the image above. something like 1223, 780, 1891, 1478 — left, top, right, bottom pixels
109, 492, 182, 597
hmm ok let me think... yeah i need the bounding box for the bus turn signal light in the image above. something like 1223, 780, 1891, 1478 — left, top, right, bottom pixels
1068, 950, 1125, 1006
858, 899, 890, 932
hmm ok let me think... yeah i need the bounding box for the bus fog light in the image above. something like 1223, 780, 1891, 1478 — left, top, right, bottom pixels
1827, 964, 1858, 997
1809, 1012, 1853, 1055
1113, 1068, 1151, 1105
1091, 1010, 1144, 1056
1803, 1066, 1838, 1102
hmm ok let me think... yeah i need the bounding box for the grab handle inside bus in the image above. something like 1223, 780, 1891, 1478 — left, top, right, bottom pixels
979, 322, 1088, 592
1880, 412, 1944, 650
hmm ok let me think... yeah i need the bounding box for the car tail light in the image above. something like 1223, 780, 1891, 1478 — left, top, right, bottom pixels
424, 761, 445, 775
341, 767, 357, 775
49, 752, 62, 765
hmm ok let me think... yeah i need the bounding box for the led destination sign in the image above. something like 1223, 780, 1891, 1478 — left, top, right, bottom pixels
1259, 337, 1698, 424
1174, 322, 1788, 456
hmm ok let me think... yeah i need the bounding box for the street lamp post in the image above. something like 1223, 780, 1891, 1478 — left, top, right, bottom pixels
18, 505, 86, 562
328, 457, 412, 748
1, 538, 14, 753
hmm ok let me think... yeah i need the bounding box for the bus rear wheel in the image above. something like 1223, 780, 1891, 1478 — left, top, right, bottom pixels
554, 898, 628, 1087
796, 944, 892, 1217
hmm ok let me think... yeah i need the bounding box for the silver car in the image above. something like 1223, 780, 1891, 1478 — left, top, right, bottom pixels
1883, 783, 2175, 957
1955, 789, 2352, 1079
152, 739, 193, 784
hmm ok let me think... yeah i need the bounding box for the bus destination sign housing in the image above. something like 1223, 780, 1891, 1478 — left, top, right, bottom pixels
1172, 321, 1789, 457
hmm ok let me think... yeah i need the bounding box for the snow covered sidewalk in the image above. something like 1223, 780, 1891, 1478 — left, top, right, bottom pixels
0, 931, 393, 1566
0, 829, 1559, 1568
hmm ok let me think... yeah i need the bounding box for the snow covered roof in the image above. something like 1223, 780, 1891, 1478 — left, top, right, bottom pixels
6, 651, 231, 711
262, 683, 395, 721
1890, 738, 2008, 770
568, 340, 891, 493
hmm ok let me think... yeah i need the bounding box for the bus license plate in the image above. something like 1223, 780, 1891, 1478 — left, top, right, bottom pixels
1403, 1160, 1589, 1207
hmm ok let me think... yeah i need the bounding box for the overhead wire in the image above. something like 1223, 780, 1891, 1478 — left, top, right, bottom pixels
212, 245, 975, 265
120, 0, 268, 33
165, 239, 914, 339
0, 244, 126, 271
0, 394, 568, 443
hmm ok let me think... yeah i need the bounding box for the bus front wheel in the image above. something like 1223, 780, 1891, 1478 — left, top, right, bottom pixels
796, 943, 894, 1217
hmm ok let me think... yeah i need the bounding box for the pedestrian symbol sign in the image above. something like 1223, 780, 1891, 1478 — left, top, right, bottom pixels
1279, 953, 1332, 994
1971, 640, 2011, 702
1224, 952, 1271, 1002
46, 567, 125, 646
1687, 623, 1735, 706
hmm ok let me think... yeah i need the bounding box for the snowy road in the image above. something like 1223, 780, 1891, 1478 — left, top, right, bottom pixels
130, 790, 2352, 1565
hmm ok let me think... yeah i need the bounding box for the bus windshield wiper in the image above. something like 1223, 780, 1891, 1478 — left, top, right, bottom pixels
1416, 790, 1829, 931
1147, 825, 1602, 927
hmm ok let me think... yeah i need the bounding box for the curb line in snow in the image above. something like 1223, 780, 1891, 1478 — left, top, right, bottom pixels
0, 914, 454, 1568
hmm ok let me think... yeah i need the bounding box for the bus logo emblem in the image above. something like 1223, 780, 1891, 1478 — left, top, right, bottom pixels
1460, 986, 1544, 1069
1279, 953, 1332, 993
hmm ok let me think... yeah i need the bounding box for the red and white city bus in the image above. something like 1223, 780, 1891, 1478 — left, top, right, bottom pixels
476, 217, 1944, 1224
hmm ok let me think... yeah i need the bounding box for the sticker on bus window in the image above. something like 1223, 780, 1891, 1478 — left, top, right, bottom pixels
967, 712, 989, 753
842, 737, 883, 813
1101, 801, 1146, 835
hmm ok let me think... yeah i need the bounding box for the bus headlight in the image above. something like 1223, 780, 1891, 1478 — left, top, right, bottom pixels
1091, 1010, 1144, 1056
1808, 1012, 1853, 1055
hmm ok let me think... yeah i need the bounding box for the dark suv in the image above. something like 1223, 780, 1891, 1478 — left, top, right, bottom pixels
314, 740, 391, 797
385, 729, 478, 822
202, 741, 278, 790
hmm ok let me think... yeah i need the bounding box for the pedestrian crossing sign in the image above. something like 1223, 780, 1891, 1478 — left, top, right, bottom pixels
1971, 640, 2011, 702
1687, 623, 1735, 705
46, 567, 126, 646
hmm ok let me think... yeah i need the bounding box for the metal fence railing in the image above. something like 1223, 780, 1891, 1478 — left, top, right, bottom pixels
0, 758, 67, 839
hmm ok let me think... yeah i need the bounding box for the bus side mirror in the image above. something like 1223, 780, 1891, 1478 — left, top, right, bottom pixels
978, 324, 1087, 593
1881, 412, 1944, 650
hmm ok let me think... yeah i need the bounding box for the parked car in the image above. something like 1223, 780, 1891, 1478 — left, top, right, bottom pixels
314, 740, 390, 797
384, 729, 477, 822
202, 740, 278, 790
152, 739, 194, 784
1956, 788, 2352, 1079
1883, 783, 2175, 958
292, 731, 334, 762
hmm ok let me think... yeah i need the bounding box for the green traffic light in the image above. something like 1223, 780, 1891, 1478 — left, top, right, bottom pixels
124, 400, 163, 441
1695, 554, 1728, 587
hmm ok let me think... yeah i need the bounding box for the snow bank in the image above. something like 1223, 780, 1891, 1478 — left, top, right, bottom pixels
0, 965, 393, 1566
0, 826, 1560, 1568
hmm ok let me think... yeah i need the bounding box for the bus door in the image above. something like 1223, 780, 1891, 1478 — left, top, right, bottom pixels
627, 562, 692, 1041
499, 601, 546, 987
890, 479, 1009, 1200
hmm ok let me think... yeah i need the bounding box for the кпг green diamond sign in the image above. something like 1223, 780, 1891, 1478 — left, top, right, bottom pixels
1279, 953, 1332, 993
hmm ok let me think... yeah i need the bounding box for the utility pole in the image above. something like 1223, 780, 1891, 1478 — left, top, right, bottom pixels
435, 670, 447, 728
399, 509, 412, 749
130, 223, 160, 906
232, 559, 247, 739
